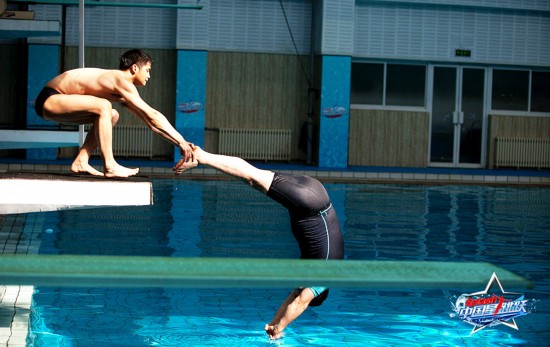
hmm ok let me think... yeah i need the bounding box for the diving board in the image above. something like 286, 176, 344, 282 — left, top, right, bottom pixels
0, 172, 152, 214
0, 255, 533, 290
0, 129, 80, 149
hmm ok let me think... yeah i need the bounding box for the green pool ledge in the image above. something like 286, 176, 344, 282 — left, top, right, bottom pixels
0, 254, 533, 289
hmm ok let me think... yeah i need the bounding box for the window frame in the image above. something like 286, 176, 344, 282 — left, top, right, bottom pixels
350, 61, 428, 112
488, 67, 550, 117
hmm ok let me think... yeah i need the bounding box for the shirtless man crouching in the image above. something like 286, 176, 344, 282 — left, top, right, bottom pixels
34, 49, 193, 178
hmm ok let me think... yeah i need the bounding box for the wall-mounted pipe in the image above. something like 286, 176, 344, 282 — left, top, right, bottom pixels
7, 0, 203, 10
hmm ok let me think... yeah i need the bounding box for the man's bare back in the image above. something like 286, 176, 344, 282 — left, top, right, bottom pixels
46, 68, 132, 103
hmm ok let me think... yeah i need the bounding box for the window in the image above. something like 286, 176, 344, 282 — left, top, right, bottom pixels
386, 65, 426, 107
351, 63, 383, 105
351, 62, 426, 107
531, 71, 550, 113
491, 70, 529, 111
491, 69, 550, 113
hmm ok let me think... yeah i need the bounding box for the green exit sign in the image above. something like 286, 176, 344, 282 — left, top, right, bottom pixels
455, 49, 471, 57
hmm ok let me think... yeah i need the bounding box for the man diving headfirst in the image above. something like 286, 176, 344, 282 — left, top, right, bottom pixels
173, 146, 344, 340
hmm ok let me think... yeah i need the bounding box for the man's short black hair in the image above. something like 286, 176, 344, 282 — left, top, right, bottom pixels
119, 49, 153, 70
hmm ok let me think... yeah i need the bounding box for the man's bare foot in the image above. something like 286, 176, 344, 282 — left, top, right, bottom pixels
71, 160, 104, 176
104, 164, 139, 178
173, 158, 199, 175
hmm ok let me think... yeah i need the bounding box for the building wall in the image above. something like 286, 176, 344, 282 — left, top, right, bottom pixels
488, 115, 550, 168
349, 109, 429, 167
0, 44, 27, 158
354, 2, 550, 67
205, 51, 310, 160
0, 44, 26, 128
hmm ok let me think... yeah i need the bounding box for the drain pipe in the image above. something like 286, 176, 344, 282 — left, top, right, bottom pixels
306, 0, 317, 165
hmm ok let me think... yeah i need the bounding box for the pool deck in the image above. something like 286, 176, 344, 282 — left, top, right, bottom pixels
0, 159, 549, 346
0, 213, 41, 347
1, 159, 549, 186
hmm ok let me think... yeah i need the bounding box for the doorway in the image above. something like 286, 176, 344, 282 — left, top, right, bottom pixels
429, 66, 486, 167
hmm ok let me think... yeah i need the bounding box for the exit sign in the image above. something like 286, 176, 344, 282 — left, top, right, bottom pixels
455, 49, 471, 57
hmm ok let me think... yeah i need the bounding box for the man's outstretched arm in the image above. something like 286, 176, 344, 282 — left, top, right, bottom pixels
123, 102, 193, 161
114, 77, 194, 161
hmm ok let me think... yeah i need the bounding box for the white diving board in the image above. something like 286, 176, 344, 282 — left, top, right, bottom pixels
0, 255, 534, 290
0, 129, 80, 149
0, 172, 153, 214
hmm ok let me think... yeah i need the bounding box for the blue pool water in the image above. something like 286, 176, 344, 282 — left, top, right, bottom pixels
20, 179, 550, 346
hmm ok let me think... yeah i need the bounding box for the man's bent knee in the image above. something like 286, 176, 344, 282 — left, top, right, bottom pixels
95, 99, 113, 116
111, 109, 120, 124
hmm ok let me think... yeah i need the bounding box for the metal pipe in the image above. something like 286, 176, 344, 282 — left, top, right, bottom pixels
78, 0, 85, 146
78, 0, 83, 69
306, 0, 316, 165
8, 0, 203, 9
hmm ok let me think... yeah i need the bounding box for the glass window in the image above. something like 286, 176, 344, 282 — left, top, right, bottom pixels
531, 71, 550, 112
350, 63, 383, 105
491, 69, 529, 111
386, 64, 426, 107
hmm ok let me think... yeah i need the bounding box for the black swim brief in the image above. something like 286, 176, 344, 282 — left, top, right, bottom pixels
34, 86, 60, 118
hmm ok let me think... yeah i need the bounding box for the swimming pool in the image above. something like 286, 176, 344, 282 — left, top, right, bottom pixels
17, 179, 550, 346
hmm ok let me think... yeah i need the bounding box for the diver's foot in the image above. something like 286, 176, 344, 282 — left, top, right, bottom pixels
173, 158, 199, 175
104, 164, 139, 178
71, 160, 104, 177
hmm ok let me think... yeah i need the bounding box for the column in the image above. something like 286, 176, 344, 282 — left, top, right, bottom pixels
174, 50, 207, 162
316, 0, 354, 168
318, 55, 351, 168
